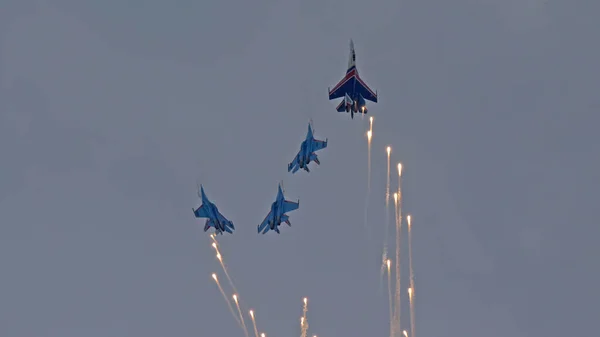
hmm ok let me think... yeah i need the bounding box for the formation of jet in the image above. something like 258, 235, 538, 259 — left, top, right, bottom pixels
328, 39, 378, 119
257, 183, 300, 234
195, 38, 377, 235
288, 122, 328, 174
193, 185, 235, 235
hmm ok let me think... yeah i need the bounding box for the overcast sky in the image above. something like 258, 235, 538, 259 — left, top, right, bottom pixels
1, 1, 599, 337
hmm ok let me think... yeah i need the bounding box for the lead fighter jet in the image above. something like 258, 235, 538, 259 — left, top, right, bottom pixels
288, 122, 328, 174
258, 183, 299, 234
328, 39, 378, 119
193, 184, 235, 235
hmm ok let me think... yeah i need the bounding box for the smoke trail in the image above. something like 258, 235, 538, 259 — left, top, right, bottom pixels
300, 317, 309, 337
380, 146, 392, 291
407, 215, 416, 337
394, 164, 403, 336
211, 242, 239, 295
210, 237, 257, 336
211, 273, 242, 326
249, 310, 259, 337
408, 288, 415, 337
300, 298, 309, 337
364, 119, 374, 277
233, 294, 250, 337
368, 117, 373, 191
387, 259, 394, 337
364, 120, 373, 235
392, 193, 400, 335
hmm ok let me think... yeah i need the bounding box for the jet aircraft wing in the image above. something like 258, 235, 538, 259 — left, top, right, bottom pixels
353, 77, 378, 103
193, 204, 209, 218
288, 152, 301, 173
311, 139, 327, 152
328, 73, 378, 103
258, 210, 273, 234
328, 67, 378, 102
282, 200, 299, 214
328, 71, 355, 100
216, 212, 229, 224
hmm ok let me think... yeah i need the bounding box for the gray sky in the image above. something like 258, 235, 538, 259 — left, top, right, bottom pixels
1, 1, 599, 336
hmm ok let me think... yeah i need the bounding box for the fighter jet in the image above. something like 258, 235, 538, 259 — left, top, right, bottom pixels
258, 183, 299, 234
288, 122, 328, 174
328, 39, 378, 119
193, 184, 235, 235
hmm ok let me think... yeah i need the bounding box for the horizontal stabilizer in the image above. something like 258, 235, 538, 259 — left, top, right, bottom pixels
282, 214, 291, 226
310, 153, 320, 165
